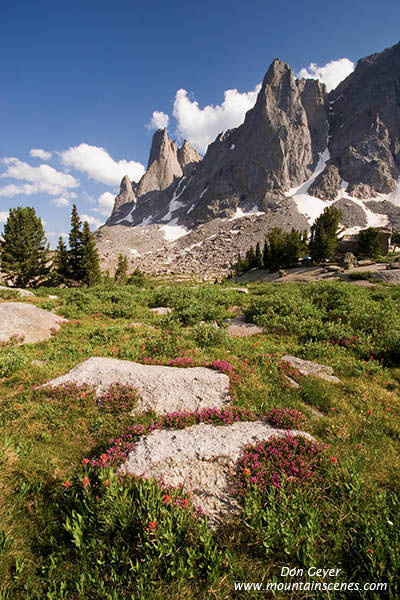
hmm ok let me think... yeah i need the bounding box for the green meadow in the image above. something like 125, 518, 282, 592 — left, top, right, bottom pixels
0, 280, 399, 599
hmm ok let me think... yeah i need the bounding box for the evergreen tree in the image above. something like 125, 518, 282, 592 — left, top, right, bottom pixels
68, 204, 83, 281
0, 206, 49, 287
114, 253, 129, 284
245, 246, 256, 270
357, 227, 381, 258
255, 241, 263, 269
80, 221, 101, 286
234, 252, 244, 275
53, 236, 70, 282
282, 228, 307, 267
308, 206, 342, 262
262, 239, 270, 270
267, 228, 286, 271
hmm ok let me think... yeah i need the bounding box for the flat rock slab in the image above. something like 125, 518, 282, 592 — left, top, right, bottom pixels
121, 421, 313, 525
226, 314, 263, 338
374, 271, 400, 283
281, 355, 340, 383
0, 302, 67, 344
149, 307, 172, 315
43, 357, 230, 415
0, 286, 34, 298
226, 287, 249, 294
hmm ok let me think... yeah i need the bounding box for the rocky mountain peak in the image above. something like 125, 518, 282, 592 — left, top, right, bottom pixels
138, 129, 183, 196
177, 140, 202, 174
110, 174, 137, 217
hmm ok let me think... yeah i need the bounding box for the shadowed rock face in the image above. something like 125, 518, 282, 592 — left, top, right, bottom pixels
326, 41, 400, 196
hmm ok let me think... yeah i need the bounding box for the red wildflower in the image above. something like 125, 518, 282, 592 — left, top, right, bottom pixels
100, 453, 108, 463
243, 467, 251, 476
146, 520, 157, 532
330, 456, 338, 464
81, 392, 86, 398
182, 498, 189, 507
104, 479, 110, 487
82, 476, 90, 487
329, 407, 335, 412
162, 494, 171, 504
367, 549, 374, 555
82, 458, 89, 465
63, 480, 72, 488
386, 407, 390, 412
368, 409, 373, 416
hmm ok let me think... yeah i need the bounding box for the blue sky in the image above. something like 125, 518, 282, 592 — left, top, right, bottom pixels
1, 0, 399, 245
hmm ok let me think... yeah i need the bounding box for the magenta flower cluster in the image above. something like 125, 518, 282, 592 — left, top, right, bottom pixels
265, 407, 307, 429
100, 383, 140, 415
166, 357, 194, 367
207, 359, 236, 375
235, 434, 328, 496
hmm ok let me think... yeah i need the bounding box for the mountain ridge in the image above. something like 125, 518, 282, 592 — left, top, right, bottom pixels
98, 41, 400, 275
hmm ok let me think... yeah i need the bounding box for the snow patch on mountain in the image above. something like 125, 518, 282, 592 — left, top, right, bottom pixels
162, 177, 188, 222
229, 206, 264, 221
116, 205, 136, 224
287, 148, 330, 197
161, 220, 189, 241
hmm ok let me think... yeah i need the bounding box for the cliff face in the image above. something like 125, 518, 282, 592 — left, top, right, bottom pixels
102, 41, 400, 275
311, 42, 400, 200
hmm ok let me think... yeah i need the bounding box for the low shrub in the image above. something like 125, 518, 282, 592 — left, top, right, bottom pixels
192, 322, 226, 347
0, 348, 28, 377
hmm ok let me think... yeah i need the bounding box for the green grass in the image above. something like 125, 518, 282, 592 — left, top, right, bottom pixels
0, 280, 399, 598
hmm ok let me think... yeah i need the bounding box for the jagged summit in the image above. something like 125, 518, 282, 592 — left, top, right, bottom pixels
101, 41, 400, 276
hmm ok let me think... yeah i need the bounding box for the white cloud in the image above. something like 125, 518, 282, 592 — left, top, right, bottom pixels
51, 196, 70, 207
46, 231, 68, 238
172, 85, 261, 154
297, 58, 354, 92
94, 191, 115, 216
30, 148, 52, 160
60, 143, 146, 186
0, 211, 8, 223
0, 157, 79, 196
146, 111, 169, 131
80, 213, 104, 228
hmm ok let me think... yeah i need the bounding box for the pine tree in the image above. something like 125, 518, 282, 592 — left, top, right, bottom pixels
267, 228, 286, 271
68, 204, 83, 281
246, 246, 255, 270
308, 207, 342, 262
114, 253, 129, 284
234, 252, 244, 275
262, 239, 270, 270
80, 221, 101, 286
283, 228, 307, 267
53, 236, 70, 282
357, 227, 381, 258
0, 206, 49, 287
255, 241, 263, 269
